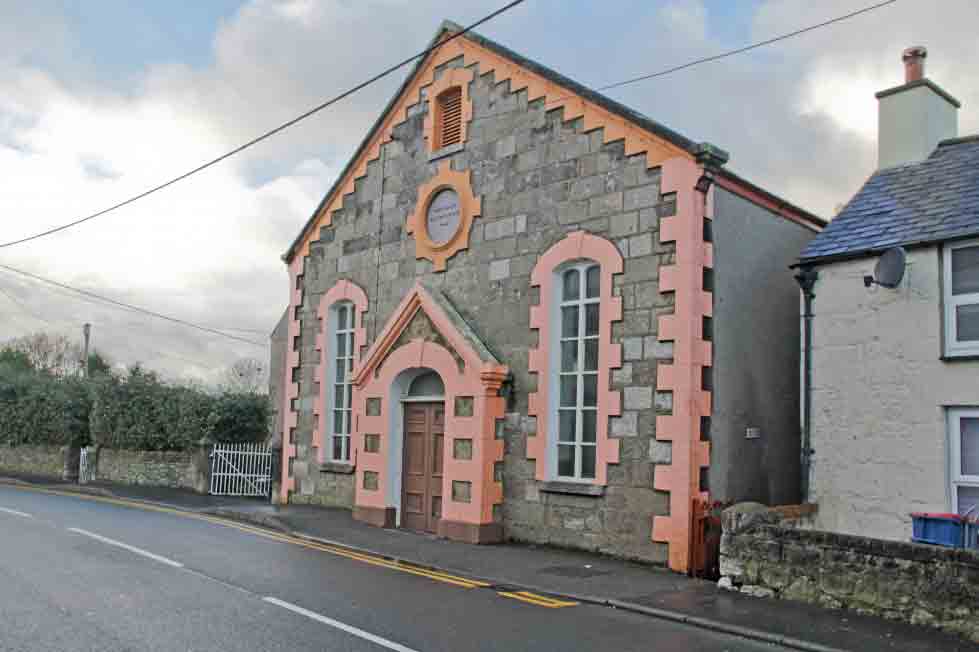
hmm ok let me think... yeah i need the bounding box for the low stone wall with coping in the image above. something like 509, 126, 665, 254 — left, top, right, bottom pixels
0, 444, 68, 479
94, 447, 210, 493
718, 503, 979, 643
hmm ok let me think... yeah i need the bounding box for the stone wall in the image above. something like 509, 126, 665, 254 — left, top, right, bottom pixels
0, 444, 67, 479
719, 504, 979, 643
289, 465, 355, 508
95, 447, 210, 493
288, 56, 676, 562
807, 248, 979, 540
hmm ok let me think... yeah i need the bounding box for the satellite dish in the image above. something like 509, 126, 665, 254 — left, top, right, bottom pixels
863, 246, 906, 289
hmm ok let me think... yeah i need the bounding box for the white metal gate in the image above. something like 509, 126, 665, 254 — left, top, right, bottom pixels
209, 442, 272, 497
79, 446, 97, 485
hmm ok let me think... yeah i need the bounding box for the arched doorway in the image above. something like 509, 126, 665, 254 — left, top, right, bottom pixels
400, 370, 445, 533
350, 284, 509, 543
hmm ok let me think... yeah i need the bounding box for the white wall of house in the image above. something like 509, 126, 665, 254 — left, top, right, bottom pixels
807, 246, 979, 541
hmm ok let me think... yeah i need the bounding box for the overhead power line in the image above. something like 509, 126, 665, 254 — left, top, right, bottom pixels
0, 281, 53, 326
0, 263, 264, 348
0, 0, 526, 250
2, 271, 269, 337
590, 0, 899, 95
0, 275, 254, 370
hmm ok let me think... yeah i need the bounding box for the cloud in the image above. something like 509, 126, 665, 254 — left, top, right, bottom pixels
0, 0, 977, 382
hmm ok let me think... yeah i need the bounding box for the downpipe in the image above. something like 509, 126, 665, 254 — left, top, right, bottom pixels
794, 267, 817, 503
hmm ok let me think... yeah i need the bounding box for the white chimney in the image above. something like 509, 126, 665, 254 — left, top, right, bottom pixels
876, 46, 960, 169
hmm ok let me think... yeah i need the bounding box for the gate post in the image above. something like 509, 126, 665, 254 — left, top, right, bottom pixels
62, 443, 81, 482
189, 439, 212, 494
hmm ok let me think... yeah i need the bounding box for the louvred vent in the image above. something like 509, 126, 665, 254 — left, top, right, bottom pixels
437, 87, 463, 149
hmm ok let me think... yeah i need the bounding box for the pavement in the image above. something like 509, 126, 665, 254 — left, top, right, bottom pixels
0, 473, 970, 652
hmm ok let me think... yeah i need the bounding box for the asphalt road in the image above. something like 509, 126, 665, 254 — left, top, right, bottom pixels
0, 484, 785, 652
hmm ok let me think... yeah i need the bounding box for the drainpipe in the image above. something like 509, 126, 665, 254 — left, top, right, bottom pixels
794, 266, 817, 503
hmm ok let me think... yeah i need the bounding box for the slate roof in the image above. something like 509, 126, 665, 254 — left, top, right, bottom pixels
799, 135, 979, 263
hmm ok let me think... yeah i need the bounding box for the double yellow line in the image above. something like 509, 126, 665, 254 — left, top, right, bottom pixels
0, 482, 488, 589
497, 590, 579, 608
208, 518, 490, 589
1, 482, 578, 607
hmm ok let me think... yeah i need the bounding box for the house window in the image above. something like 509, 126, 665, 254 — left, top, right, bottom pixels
950, 408, 979, 516
944, 239, 979, 356
329, 302, 355, 462
554, 263, 601, 480
435, 87, 463, 150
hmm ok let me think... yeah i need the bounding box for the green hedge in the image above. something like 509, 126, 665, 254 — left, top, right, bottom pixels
0, 372, 91, 447
90, 371, 270, 451
0, 366, 270, 451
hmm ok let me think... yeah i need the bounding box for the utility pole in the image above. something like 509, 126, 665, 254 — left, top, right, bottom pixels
82, 323, 91, 379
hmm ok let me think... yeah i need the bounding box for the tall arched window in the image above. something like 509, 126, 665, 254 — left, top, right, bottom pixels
528, 230, 623, 486
555, 263, 601, 480
328, 302, 355, 462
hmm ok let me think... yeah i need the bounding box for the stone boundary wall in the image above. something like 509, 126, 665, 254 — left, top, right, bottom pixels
0, 444, 67, 479
95, 447, 210, 493
719, 504, 979, 643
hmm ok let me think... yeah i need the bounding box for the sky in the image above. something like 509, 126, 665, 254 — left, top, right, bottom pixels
0, 0, 977, 384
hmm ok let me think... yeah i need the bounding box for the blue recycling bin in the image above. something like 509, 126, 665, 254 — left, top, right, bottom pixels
911, 513, 964, 547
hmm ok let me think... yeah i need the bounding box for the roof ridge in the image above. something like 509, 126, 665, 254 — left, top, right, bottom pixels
284, 20, 704, 262
938, 134, 979, 147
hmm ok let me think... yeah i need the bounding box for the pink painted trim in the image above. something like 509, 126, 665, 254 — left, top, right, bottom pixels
280, 256, 305, 503
351, 283, 507, 527
312, 280, 369, 465
527, 231, 623, 485
651, 157, 713, 573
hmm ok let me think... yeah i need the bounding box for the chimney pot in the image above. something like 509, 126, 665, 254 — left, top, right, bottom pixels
903, 46, 927, 82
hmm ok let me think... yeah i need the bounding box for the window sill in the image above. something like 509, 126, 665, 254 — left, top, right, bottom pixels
539, 481, 605, 497
941, 352, 979, 362
428, 142, 464, 162
320, 462, 355, 475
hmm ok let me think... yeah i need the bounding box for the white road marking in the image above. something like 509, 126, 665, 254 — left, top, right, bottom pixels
0, 507, 33, 518
67, 528, 184, 568
263, 597, 422, 652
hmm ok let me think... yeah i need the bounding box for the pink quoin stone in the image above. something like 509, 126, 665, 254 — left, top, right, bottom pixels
652, 156, 713, 573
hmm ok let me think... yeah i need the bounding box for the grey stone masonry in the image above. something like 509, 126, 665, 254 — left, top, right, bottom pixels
719, 504, 979, 644
287, 58, 678, 564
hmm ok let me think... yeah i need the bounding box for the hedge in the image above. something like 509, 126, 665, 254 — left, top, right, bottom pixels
1, 367, 270, 451
0, 371, 91, 447
90, 371, 271, 451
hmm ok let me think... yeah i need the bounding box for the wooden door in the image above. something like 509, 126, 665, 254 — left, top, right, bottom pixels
401, 402, 444, 533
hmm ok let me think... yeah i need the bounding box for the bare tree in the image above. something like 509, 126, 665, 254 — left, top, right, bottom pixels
221, 357, 268, 394
3, 332, 83, 377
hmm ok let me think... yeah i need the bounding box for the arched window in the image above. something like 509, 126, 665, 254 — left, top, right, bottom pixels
435, 86, 463, 150
328, 302, 355, 461
555, 263, 601, 480
528, 230, 623, 486
407, 371, 445, 399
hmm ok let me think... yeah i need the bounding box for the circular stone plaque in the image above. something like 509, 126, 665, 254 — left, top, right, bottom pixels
425, 188, 461, 245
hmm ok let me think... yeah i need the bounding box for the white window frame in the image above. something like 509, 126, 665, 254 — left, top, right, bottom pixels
950, 407, 979, 516
326, 302, 355, 463
549, 261, 600, 482
943, 238, 979, 357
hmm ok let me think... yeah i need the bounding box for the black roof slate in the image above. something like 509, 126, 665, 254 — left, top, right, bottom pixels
799, 136, 979, 263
